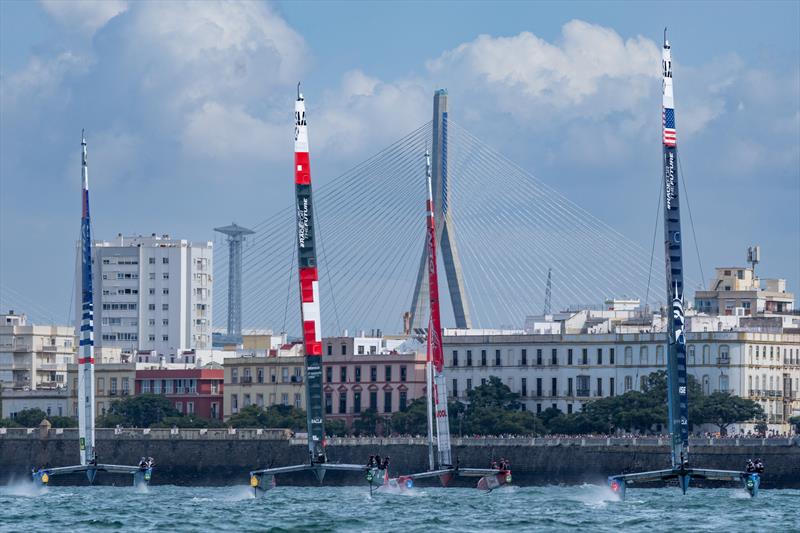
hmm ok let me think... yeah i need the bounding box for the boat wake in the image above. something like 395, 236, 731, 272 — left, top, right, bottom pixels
2, 478, 47, 498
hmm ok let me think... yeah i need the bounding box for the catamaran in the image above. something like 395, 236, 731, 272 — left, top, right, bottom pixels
383, 152, 511, 493
32, 132, 153, 487
248, 86, 378, 497
606, 31, 760, 499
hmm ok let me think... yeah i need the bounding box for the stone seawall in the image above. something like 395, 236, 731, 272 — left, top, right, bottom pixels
1, 429, 798, 488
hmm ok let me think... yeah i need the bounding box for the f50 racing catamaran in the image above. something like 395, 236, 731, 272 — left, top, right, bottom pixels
248, 86, 377, 497
383, 152, 511, 493
606, 31, 759, 500
32, 132, 153, 487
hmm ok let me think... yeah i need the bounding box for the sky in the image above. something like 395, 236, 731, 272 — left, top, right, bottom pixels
0, 0, 798, 326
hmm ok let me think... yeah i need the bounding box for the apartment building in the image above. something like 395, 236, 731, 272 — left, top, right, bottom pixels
80, 233, 213, 356
67, 362, 136, 418
223, 355, 306, 419
136, 368, 224, 420
0, 311, 74, 390
445, 328, 800, 432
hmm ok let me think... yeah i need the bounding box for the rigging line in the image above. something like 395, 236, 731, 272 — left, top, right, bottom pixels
452, 122, 664, 282
452, 142, 619, 307
242, 157, 423, 328
217, 125, 431, 273
314, 206, 342, 336
644, 172, 664, 312
677, 154, 707, 290
281, 229, 297, 335
453, 128, 661, 291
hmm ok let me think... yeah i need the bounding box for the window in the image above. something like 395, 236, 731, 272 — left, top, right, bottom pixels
339, 393, 347, 414
357, 345, 364, 355
452, 379, 458, 398
495, 350, 501, 366
399, 391, 407, 411
656, 346, 664, 365
257, 368, 264, 384
536, 349, 542, 365
551, 377, 557, 397
231, 395, 238, 413
568, 349, 573, 365
567, 377, 573, 396
452, 350, 459, 367
581, 348, 588, 365
162, 288, 169, 295
481, 350, 487, 366
149, 335, 155, 342
370, 391, 378, 410
466, 379, 473, 391
625, 346, 633, 365
576, 375, 590, 397
384, 391, 392, 413
149, 272, 156, 280
149, 288, 155, 295
385, 365, 392, 381
187, 402, 195, 414
326, 344, 332, 356
340, 367, 347, 383
256, 394, 264, 407
355, 367, 361, 383
624, 376, 632, 392
400, 366, 407, 382
567, 404, 573, 414
122, 378, 130, 394
596, 378, 603, 396
162, 335, 168, 341
466, 350, 473, 366
282, 368, 289, 383
162, 319, 169, 326
163, 273, 169, 280
610, 377, 615, 396
536, 378, 542, 397
610, 348, 615, 365
702, 345, 710, 364
294, 393, 302, 409
521, 378, 527, 397
325, 393, 332, 414
149, 304, 156, 311
162, 304, 169, 311
353, 392, 361, 414
521, 349, 527, 365
551, 349, 558, 365
231, 368, 238, 384
96, 377, 105, 392
640, 346, 649, 365
340, 344, 347, 355
282, 393, 289, 406
149, 257, 155, 264
175, 401, 183, 413
326, 367, 333, 383
370, 366, 377, 382
597, 348, 603, 365
536, 403, 542, 414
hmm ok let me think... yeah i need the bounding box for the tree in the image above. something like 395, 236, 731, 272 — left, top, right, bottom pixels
754, 418, 768, 436
466, 376, 521, 410
97, 394, 180, 428
389, 397, 429, 436
353, 408, 379, 436
325, 418, 347, 436
150, 416, 224, 429
790, 415, 800, 435
12, 408, 47, 427
227, 405, 307, 430
694, 392, 764, 435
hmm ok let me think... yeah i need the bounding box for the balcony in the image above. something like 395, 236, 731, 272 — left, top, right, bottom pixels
42, 345, 58, 352
716, 356, 730, 365
241, 376, 253, 384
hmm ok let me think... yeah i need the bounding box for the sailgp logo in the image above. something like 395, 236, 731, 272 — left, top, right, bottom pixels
665, 152, 676, 210
297, 198, 309, 248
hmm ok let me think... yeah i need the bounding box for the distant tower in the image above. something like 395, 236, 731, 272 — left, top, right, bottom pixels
409, 90, 472, 330
543, 268, 552, 315
214, 223, 254, 344
747, 245, 761, 277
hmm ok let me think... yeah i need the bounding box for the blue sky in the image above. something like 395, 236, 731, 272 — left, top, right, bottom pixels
1, 0, 798, 326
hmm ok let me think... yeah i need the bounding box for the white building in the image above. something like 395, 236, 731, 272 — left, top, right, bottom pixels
444, 325, 800, 433
80, 234, 213, 356
0, 311, 74, 391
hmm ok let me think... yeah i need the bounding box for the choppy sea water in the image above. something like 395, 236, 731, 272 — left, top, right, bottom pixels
0, 482, 797, 532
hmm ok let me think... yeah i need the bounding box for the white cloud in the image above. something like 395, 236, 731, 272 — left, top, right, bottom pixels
1, 51, 89, 107
427, 20, 660, 120
40, 0, 128, 37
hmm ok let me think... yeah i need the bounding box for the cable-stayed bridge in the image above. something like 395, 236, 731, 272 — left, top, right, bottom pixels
213, 91, 665, 337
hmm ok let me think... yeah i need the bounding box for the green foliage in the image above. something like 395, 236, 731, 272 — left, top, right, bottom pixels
227, 404, 307, 430
0, 418, 21, 428
789, 415, 800, 433
97, 394, 180, 428
694, 391, 764, 435
47, 416, 78, 428
466, 376, 521, 410
11, 408, 47, 427
460, 377, 541, 436
352, 408, 380, 436
0, 408, 78, 428
754, 419, 768, 436
150, 416, 225, 429
389, 397, 429, 435
325, 418, 347, 436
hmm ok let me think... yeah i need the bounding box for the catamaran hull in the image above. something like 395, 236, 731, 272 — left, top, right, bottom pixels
32, 465, 153, 487
477, 471, 512, 491
607, 469, 760, 500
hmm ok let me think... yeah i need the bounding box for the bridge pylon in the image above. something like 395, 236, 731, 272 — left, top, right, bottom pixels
409, 90, 472, 330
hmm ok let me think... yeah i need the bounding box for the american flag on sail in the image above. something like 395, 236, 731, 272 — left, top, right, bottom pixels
663, 107, 677, 147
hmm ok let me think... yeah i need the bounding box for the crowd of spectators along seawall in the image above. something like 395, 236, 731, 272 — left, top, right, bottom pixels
1, 427, 798, 487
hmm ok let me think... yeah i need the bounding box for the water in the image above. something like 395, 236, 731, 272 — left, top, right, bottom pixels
1, 482, 797, 532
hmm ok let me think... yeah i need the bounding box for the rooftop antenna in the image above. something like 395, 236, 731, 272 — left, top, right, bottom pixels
747, 245, 761, 278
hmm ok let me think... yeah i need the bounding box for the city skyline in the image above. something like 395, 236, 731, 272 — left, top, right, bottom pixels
1, 1, 798, 328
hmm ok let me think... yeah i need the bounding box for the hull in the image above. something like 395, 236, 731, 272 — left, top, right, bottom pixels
477, 470, 512, 491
